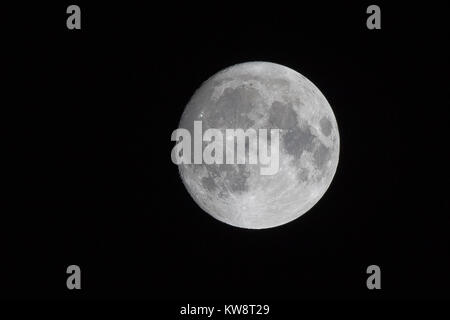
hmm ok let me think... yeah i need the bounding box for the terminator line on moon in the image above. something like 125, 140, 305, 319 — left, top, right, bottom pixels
175, 62, 339, 229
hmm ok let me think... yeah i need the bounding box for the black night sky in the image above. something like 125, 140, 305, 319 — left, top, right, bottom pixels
2, 1, 449, 307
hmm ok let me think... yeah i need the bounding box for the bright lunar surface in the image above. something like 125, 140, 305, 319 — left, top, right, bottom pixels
177, 62, 339, 229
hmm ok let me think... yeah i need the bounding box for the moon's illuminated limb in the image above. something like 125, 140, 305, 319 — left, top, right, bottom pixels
177, 62, 340, 229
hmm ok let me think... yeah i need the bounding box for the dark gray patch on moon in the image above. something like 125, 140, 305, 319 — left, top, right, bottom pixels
320, 116, 332, 137
269, 102, 298, 128
226, 165, 251, 193
200, 163, 251, 196
201, 175, 217, 192
211, 86, 264, 129
283, 125, 315, 158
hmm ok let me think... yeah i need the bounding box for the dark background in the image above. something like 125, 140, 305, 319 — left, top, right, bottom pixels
2, 1, 449, 304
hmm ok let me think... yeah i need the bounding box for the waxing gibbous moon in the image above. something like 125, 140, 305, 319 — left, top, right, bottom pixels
177, 62, 339, 229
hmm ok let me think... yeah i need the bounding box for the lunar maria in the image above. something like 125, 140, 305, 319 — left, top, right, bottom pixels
172, 62, 340, 229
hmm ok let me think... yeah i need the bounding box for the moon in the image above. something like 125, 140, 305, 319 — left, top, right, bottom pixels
177, 62, 339, 229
